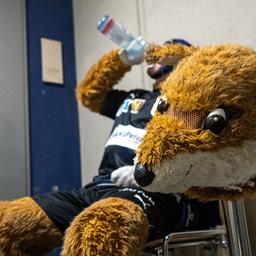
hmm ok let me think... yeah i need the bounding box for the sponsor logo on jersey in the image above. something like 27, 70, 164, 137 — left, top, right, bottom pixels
105, 124, 146, 150
116, 99, 132, 117
131, 99, 146, 114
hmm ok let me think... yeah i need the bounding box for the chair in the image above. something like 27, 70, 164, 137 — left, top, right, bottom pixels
143, 200, 252, 256
144, 228, 228, 256
143, 200, 230, 256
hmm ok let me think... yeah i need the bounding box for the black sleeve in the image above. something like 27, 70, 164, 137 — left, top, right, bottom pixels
100, 89, 130, 119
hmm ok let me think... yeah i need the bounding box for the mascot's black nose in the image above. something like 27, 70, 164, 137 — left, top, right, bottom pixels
134, 163, 155, 187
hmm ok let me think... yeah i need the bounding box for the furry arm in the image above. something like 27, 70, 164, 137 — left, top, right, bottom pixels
76, 49, 132, 113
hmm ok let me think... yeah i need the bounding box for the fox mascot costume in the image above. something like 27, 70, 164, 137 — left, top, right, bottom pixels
1, 42, 256, 255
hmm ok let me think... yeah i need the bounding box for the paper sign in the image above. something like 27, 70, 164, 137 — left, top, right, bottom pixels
41, 38, 64, 84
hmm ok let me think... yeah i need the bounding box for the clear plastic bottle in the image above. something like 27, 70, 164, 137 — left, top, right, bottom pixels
97, 15, 146, 61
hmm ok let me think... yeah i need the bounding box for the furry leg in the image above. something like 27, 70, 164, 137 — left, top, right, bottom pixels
61, 197, 149, 256
0, 197, 62, 256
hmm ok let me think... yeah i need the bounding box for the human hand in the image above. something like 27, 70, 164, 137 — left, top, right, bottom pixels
111, 165, 138, 187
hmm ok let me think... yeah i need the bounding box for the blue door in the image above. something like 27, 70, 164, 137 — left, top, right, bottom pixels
26, 0, 81, 255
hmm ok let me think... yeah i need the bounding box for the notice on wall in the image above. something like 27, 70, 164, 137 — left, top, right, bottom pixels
41, 38, 64, 84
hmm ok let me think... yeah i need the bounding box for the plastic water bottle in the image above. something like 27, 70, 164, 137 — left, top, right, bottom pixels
97, 15, 146, 61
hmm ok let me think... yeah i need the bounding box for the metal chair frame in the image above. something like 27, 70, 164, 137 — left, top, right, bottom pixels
144, 228, 228, 256
144, 200, 253, 256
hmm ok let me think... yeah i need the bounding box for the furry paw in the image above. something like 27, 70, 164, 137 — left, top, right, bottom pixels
62, 197, 149, 256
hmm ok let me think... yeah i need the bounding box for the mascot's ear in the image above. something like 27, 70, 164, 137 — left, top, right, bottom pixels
146, 43, 198, 66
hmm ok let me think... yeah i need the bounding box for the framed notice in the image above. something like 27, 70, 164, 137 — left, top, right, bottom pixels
41, 38, 64, 84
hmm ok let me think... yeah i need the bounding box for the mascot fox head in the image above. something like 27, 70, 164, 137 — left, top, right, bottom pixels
134, 43, 256, 200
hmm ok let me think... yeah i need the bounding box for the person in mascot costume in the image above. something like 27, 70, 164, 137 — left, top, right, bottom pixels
0, 39, 223, 256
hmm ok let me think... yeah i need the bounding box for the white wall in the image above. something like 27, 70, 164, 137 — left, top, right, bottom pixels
73, 0, 256, 250
0, 0, 28, 199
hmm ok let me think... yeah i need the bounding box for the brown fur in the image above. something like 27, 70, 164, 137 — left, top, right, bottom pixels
0, 197, 62, 256
137, 44, 256, 200
146, 43, 198, 65
76, 49, 131, 112
137, 114, 216, 166
61, 197, 149, 256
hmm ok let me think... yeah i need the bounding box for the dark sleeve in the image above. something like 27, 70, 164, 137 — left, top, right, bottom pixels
100, 89, 130, 119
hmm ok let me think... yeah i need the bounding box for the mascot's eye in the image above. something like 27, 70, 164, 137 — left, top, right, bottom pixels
203, 108, 226, 134
157, 98, 169, 113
